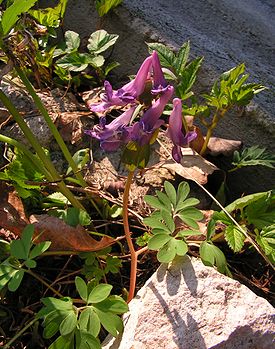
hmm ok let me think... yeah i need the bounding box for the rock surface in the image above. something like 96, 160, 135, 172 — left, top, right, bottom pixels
103, 256, 275, 349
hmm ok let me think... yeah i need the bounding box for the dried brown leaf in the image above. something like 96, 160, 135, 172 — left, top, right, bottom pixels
55, 111, 92, 144
29, 214, 115, 251
0, 182, 29, 236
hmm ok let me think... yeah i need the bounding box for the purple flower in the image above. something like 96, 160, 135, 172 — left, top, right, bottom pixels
151, 51, 168, 94
167, 98, 197, 162
85, 107, 135, 151
130, 85, 174, 146
89, 55, 153, 113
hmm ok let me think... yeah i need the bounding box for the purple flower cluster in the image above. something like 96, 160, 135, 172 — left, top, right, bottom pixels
86, 51, 196, 163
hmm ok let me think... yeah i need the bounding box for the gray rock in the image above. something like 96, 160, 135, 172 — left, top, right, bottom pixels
103, 256, 275, 349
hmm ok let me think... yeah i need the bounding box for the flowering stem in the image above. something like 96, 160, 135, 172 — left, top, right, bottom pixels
123, 170, 138, 303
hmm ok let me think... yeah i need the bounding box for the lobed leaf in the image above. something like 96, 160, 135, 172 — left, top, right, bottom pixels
224, 225, 245, 252
147, 42, 177, 69
200, 241, 228, 274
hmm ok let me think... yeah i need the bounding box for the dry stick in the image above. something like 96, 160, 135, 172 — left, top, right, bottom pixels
157, 139, 275, 272
3, 318, 38, 349
25, 269, 63, 298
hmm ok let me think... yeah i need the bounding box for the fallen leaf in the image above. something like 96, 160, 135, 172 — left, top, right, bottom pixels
55, 111, 93, 144
29, 214, 115, 251
162, 148, 218, 184
207, 137, 242, 156
0, 182, 29, 235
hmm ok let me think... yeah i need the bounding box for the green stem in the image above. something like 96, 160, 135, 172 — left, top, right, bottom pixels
3, 317, 38, 349
123, 171, 137, 303
0, 90, 84, 210
200, 108, 226, 156
15, 67, 87, 188
15, 67, 103, 217
25, 269, 63, 297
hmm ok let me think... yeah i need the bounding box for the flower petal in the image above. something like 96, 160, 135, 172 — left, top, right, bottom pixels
151, 51, 167, 94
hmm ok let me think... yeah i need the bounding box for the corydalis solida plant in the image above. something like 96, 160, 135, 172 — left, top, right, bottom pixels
86, 51, 196, 302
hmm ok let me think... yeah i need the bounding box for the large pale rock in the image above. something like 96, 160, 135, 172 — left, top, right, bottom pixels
103, 256, 274, 349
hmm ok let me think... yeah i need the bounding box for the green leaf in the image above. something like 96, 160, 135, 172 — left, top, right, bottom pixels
66, 149, 90, 175
175, 198, 200, 212
59, 312, 77, 336
174, 239, 188, 256
79, 331, 101, 349
104, 61, 120, 76
43, 314, 60, 339
245, 193, 275, 229
65, 31, 81, 52
160, 210, 175, 232
143, 216, 170, 232
62, 208, 91, 227
55, 52, 87, 71
10, 225, 34, 260
104, 255, 122, 274
94, 309, 123, 337
95, 0, 123, 17
88, 30, 119, 54
75, 277, 88, 302
1, 0, 38, 35
224, 225, 245, 252
232, 146, 275, 170
29, 0, 68, 27
88, 284, 112, 304
148, 234, 172, 250
147, 42, 176, 70
29, 241, 51, 260
8, 269, 24, 292
176, 57, 203, 99
24, 259, 37, 268
224, 191, 269, 213
175, 41, 190, 74
157, 239, 177, 263
206, 219, 216, 241
49, 334, 73, 349
200, 241, 228, 274
256, 225, 275, 263
176, 181, 190, 206
164, 181, 177, 207
178, 207, 203, 229
95, 295, 128, 314
144, 195, 169, 212
79, 308, 101, 337
176, 230, 201, 237
41, 297, 73, 312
